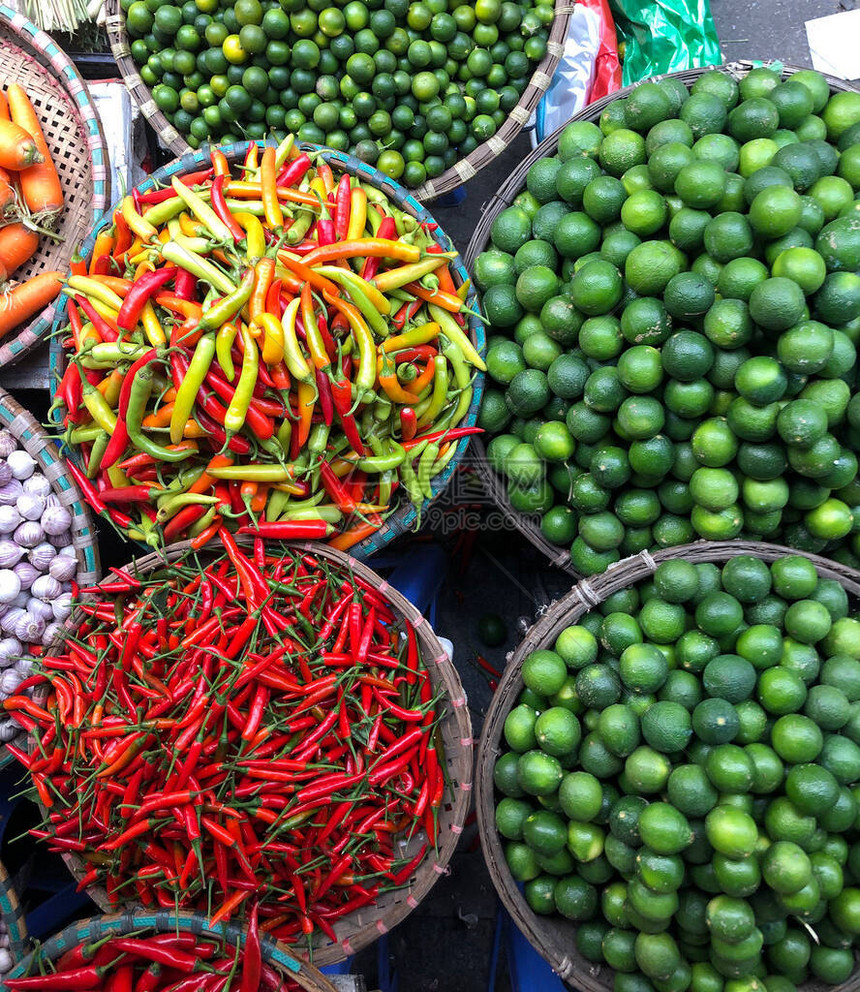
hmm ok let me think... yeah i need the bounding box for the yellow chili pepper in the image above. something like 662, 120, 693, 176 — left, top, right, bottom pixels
224, 324, 260, 435
260, 146, 283, 230
208, 464, 297, 481
346, 187, 367, 242
171, 175, 235, 243
381, 322, 441, 353
121, 196, 158, 241
216, 322, 238, 381
96, 368, 123, 408
81, 385, 118, 433
234, 211, 266, 261
170, 332, 216, 444
281, 297, 313, 383
256, 311, 286, 365
428, 303, 487, 371
66, 275, 125, 312
372, 256, 451, 294
140, 301, 167, 348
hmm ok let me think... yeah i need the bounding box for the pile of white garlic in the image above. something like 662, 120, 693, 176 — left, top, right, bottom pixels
0, 430, 75, 742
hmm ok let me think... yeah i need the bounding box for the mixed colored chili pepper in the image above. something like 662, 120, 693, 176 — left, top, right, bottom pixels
5, 923, 303, 991
3, 537, 447, 945
53, 135, 485, 551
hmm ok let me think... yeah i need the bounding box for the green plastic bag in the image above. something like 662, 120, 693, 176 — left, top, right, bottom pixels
608, 0, 723, 86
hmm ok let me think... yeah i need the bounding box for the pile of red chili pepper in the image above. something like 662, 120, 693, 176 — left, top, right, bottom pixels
2, 534, 447, 945
53, 135, 485, 551
5, 914, 300, 991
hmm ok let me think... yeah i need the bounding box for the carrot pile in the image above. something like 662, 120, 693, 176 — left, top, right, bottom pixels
0, 83, 64, 339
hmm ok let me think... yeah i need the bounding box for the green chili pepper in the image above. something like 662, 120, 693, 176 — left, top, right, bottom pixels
416, 355, 449, 429
170, 332, 215, 445
188, 504, 219, 537
224, 324, 259, 435
399, 454, 424, 521
285, 207, 314, 245
155, 492, 220, 523
280, 490, 326, 512
165, 221, 211, 257
224, 198, 266, 216
378, 469, 395, 507
277, 418, 292, 452
315, 266, 391, 335
417, 441, 440, 500
430, 439, 459, 476
81, 341, 151, 368
142, 197, 187, 227
216, 323, 237, 382
198, 269, 255, 333
161, 241, 238, 296
86, 432, 110, 479
70, 424, 105, 444
308, 422, 330, 455
282, 505, 343, 523
126, 366, 196, 463
355, 440, 406, 473
373, 397, 393, 422
208, 463, 297, 481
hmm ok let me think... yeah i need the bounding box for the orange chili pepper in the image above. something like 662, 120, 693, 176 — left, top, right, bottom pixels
260, 145, 283, 229
244, 142, 259, 174
142, 402, 175, 428
277, 252, 338, 296
211, 148, 230, 177
300, 238, 420, 267
427, 243, 458, 296
403, 360, 436, 396
295, 380, 315, 451
188, 453, 234, 495
403, 281, 463, 312
90, 275, 134, 297
89, 231, 115, 275
316, 160, 335, 194
250, 257, 276, 322
223, 181, 323, 208
328, 514, 383, 551
155, 294, 203, 320
112, 211, 133, 259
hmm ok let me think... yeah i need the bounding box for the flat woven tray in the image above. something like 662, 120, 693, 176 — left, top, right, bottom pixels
0, 858, 27, 966
476, 540, 860, 990
49, 139, 486, 561
4, 910, 339, 990
0, 385, 100, 769
104, 0, 572, 202
38, 540, 473, 966
464, 60, 860, 579
0, 4, 110, 367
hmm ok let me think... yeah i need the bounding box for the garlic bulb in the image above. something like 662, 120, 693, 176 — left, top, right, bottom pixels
42, 504, 72, 537
0, 462, 11, 488
0, 432, 17, 459
17, 492, 45, 521
51, 529, 72, 548
0, 638, 21, 668
0, 480, 22, 506
0, 608, 24, 635
0, 541, 23, 568
42, 621, 62, 646
0, 570, 21, 604
0, 505, 20, 534
26, 598, 53, 621
0, 720, 18, 741
0, 669, 21, 695
14, 561, 40, 591
49, 554, 76, 581
31, 575, 61, 602
7, 450, 35, 480
29, 543, 56, 571
13, 612, 44, 642
23, 474, 51, 499
51, 592, 72, 621
13, 521, 43, 547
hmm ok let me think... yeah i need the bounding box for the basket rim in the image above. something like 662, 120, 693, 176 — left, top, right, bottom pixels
463, 59, 860, 577
0, 384, 100, 770
33, 539, 473, 966
47, 138, 487, 562
476, 541, 860, 988
5, 910, 338, 991
103, 0, 572, 202
0, 3, 111, 368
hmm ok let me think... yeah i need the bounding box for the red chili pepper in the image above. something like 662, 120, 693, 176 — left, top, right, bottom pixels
277, 152, 311, 188
174, 268, 198, 301
361, 216, 396, 280
73, 293, 118, 343
334, 174, 351, 241
401, 425, 483, 450
116, 267, 176, 332
211, 174, 245, 242
400, 407, 417, 441
101, 348, 157, 470
235, 521, 332, 539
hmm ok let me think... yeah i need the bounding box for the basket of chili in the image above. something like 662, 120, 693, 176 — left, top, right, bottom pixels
0, 385, 100, 769
5, 537, 473, 965
0, 858, 27, 969
0, 4, 111, 366
3, 909, 340, 990
49, 137, 486, 558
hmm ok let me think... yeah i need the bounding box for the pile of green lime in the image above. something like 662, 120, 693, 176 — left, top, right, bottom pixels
121, 0, 553, 186
494, 553, 860, 992
474, 67, 860, 574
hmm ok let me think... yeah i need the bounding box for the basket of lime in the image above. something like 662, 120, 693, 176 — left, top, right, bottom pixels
478, 541, 860, 990
466, 61, 860, 578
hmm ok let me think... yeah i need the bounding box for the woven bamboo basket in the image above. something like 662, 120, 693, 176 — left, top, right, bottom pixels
0, 4, 110, 366
0, 386, 100, 770
104, 0, 572, 201
33, 540, 472, 966
476, 540, 860, 990
3, 910, 339, 990
464, 60, 860, 579
0, 858, 27, 967
48, 139, 486, 561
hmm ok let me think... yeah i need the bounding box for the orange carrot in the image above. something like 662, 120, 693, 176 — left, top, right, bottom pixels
0, 91, 8, 121
6, 85, 62, 217
0, 223, 38, 274
0, 119, 41, 172
0, 177, 15, 214
0, 271, 62, 337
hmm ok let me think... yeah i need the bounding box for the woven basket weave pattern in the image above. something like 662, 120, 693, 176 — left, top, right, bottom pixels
104, 0, 571, 201
4, 911, 340, 990
49, 139, 486, 562
0, 859, 27, 966
42, 540, 472, 967
477, 541, 860, 989
0, 4, 110, 366
464, 61, 860, 580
